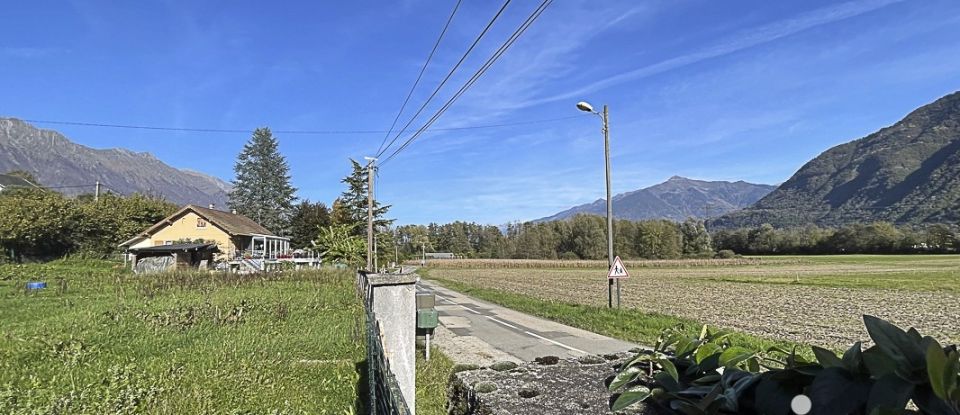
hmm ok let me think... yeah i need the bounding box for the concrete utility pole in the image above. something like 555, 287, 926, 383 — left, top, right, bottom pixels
365, 157, 377, 271
94, 180, 101, 202
578, 101, 618, 308
602, 105, 620, 308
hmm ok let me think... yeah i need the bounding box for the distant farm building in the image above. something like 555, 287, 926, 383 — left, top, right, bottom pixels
425, 252, 457, 260
119, 204, 317, 273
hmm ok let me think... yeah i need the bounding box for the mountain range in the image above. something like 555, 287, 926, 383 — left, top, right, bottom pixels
536, 176, 775, 222
713, 90, 960, 228
0, 118, 231, 206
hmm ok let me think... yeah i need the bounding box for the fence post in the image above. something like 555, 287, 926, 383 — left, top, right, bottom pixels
365, 271, 418, 412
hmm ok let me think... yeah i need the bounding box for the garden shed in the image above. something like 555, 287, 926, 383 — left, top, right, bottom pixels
128, 242, 219, 274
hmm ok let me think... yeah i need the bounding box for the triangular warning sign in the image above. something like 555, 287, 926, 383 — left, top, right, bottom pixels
608, 256, 629, 279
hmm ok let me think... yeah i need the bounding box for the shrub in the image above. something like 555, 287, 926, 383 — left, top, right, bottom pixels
715, 249, 738, 259
608, 315, 960, 414
559, 252, 580, 260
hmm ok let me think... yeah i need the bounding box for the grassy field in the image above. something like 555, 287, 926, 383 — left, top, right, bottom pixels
0, 259, 452, 415
422, 255, 960, 349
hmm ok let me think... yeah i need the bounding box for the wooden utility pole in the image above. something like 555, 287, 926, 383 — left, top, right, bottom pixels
365, 157, 376, 271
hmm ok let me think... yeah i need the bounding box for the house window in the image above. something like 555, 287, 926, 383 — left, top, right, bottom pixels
197, 218, 207, 228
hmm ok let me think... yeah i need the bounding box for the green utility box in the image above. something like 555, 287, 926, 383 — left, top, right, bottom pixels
417, 309, 439, 329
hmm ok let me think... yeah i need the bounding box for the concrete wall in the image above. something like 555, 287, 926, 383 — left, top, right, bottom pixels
366, 272, 418, 413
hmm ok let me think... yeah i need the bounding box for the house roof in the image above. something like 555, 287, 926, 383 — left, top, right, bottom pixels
0, 174, 39, 188
188, 205, 275, 236
119, 205, 277, 247
129, 243, 219, 254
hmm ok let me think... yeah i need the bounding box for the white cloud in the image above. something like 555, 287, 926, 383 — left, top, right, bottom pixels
522, 0, 908, 107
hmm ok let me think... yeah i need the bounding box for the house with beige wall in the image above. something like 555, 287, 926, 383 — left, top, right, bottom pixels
119, 204, 290, 265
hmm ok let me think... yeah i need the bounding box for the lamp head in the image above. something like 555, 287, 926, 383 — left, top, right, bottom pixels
576, 101, 595, 113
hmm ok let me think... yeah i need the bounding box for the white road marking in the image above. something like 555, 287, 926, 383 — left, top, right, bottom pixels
423, 283, 590, 356
524, 331, 589, 355
485, 315, 520, 330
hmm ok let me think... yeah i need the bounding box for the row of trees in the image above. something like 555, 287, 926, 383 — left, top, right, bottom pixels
712, 222, 958, 254
389, 216, 714, 261
387, 218, 959, 261
0, 189, 177, 260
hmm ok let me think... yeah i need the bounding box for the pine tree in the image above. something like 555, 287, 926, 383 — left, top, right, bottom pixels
336, 159, 392, 235
228, 128, 297, 235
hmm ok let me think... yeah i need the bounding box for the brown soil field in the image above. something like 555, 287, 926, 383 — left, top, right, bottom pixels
426, 256, 960, 348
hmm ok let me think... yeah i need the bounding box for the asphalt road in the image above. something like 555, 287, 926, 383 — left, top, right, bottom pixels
418, 279, 636, 365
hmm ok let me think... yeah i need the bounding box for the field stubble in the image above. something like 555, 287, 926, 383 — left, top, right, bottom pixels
427, 256, 960, 348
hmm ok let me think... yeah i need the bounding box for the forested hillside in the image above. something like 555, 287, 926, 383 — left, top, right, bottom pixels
714, 91, 960, 228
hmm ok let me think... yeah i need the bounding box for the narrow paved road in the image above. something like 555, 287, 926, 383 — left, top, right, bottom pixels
418, 279, 636, 365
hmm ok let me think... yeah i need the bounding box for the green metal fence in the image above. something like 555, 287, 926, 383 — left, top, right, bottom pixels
359, 271, 412, 415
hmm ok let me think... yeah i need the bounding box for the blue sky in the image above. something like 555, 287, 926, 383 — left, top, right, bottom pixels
2, 0, 960, 225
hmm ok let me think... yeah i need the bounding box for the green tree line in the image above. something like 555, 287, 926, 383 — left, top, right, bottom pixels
388, 217, 958, 261
391, 216, 714, 260
0, 188, 177, 261
712, 222, 959, 254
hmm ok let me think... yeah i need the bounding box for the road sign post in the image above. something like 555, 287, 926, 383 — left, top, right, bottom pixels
607, 256, 628, 307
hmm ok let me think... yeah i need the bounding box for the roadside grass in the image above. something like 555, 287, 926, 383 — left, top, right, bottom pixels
420, 269, 812, 357
416, 346, 454, 415
1, 261, 368, 414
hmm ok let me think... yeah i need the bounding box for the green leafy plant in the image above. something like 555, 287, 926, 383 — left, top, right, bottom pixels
312, 224, 365, 267
609, 315, 960, 414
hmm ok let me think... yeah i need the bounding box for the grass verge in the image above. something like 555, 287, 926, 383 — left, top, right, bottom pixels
416, 346, 454, 415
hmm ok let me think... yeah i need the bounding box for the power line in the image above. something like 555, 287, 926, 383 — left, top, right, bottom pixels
19, 114, 582, 135
375, 0, 462, 156
375, 0, 513, 159
380, 0, 554, 167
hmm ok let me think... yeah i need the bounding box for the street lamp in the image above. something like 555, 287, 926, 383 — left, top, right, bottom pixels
577, 101, 618, 308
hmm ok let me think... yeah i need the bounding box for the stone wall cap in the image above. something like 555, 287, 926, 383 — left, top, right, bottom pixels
365, 272, 419, 286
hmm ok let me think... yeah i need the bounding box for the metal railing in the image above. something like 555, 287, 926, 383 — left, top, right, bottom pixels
358, 271, 412, 415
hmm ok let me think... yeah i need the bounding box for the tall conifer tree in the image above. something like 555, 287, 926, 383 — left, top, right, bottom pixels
228, 128, 296, 234
336, 159, 392, 236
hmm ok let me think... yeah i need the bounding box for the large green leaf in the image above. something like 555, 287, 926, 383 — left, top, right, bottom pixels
608, 365, 644, 391
655, 370, 681, 393
718, 369, 761, 413
720, 346, 756, 369
866, 373, 914, 413
809, 366, 871, 414
842, 341, 864, 373
676, 336, 702, 358
696, 343, 723, 364
610, 385, 652, 411
813, 345, 843, 368
943, 351, 960, 400
754, 374, 805, 415
621, 352, 655, 370
927, 341, 948, 398
863, 345, 898, 378
658, 358, 679, 381
863, 315, 925, 371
